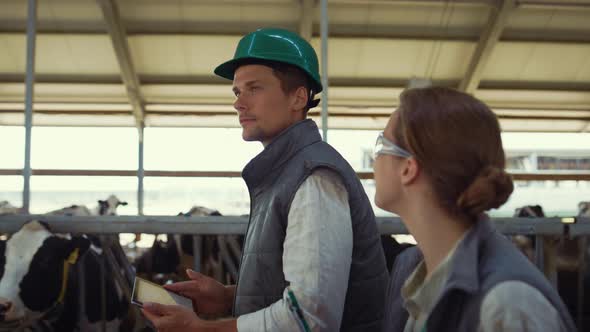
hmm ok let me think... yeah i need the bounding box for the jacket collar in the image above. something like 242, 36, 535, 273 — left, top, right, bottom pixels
439, 214, 496, 297
242, 119, 322, 189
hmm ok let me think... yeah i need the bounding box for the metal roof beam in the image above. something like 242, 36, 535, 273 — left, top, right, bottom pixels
459, 0, 515, 93
299, 0, 315, 41
3, 27, 590, 44
96, 0, 145, 131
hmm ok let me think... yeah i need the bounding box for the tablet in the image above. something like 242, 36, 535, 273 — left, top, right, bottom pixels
131, 276, 193, 310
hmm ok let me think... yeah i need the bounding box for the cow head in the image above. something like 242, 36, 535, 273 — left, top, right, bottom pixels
514, 205, 545, 218
97, 195, 128, 216
182, 206, 221, 217
0, 201, 21, 215
0, 221, 89, 328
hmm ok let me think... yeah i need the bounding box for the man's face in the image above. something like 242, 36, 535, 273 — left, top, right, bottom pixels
232, 65, 300, 146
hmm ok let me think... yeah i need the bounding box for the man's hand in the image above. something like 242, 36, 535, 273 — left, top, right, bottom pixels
164, 269, 234, 318
142, 302, 238, 332
142, 302, 203, 332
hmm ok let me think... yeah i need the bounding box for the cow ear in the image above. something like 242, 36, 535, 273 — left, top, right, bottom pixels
119, 201, 128, 206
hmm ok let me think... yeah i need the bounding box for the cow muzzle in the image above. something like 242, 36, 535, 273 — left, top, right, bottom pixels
0, 298, 20, 323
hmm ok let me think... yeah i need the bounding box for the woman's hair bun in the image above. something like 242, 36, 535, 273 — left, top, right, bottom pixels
456, 166, 514, 217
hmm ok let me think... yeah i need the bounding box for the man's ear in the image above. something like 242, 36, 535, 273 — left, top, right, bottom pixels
291, 86, 309, 112
400, 157, 420, 185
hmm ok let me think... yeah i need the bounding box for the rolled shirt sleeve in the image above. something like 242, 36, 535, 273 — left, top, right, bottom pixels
478, 281, 567, 332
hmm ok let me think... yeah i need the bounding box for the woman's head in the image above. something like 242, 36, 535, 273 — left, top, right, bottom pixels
374, 87, 513, 219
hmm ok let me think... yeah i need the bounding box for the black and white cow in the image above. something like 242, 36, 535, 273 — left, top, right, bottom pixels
135, 206, 243, 285
95, 195, 128, 216
0, 201, 21, 215
0, 221, 136, 332
513, 204, 590, 330
46, 195, 128, 217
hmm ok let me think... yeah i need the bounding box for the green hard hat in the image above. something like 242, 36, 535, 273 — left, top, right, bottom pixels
214, 28, 323, 93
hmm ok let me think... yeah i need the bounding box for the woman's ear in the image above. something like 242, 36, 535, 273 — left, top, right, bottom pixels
400, 157, 420, 185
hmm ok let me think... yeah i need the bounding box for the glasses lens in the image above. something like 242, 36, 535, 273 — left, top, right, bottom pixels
374, 132, 412, 159
374, 134, 384, 158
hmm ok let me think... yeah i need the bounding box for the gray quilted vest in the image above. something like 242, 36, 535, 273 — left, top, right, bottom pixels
234, 119, 388, 331
383, 217, 577, 332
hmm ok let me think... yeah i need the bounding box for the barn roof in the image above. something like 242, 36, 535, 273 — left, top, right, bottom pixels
1, 0, 589, 132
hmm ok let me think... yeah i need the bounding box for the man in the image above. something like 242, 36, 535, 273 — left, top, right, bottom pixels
143, 28, 388, 332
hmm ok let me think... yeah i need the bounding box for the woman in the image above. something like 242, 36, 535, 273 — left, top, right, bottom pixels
374, 87, 576, 332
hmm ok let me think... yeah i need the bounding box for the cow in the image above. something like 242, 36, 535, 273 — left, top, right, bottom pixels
381, 235, 413, 273
511, 205, 545, 262
135, 206, 411, 282
0, 220, 140, 332
513, 204, 590, 330
0, 201, 21, 215
96, 195, 128, 216
134, 206, 243, 285
46, 195, 127, 217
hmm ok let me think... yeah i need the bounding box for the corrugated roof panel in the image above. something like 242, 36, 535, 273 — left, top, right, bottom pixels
129, 36, 189, 76
36, 35, 119, 75
483, 42, 590, 82
317, 38, 474, 80
130, 35, 240, 76
0, 83, 127, 103
506, 6, 590, 31
185, 36, 241, 76
519, 44, 590, 81
119, 0, 297, 28
482, 42, 538, 81
354, 39, 432, 79
330, 2, 489, 28
0, 34, 25, 73
311, 38, 364, 78
428, 41, 475, 80
0, 0, 102, 23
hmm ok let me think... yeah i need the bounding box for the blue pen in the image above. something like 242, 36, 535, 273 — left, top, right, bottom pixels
286, 288, 311, 332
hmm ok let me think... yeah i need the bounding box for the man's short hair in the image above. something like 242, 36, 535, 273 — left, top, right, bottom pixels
239, 59, 319, 112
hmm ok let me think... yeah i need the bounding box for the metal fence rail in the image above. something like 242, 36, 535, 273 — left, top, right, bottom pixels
2, 169, 590, 181
1, 215, 589, 235
2, 214, 590, 331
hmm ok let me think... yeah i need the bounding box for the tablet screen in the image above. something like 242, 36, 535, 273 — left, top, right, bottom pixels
131, 277, 193, 309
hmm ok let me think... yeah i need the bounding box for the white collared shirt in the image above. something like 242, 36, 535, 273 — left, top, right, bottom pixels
237, 169, 353, 332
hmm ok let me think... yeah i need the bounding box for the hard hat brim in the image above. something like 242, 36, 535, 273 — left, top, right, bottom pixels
214, 57, 323, 93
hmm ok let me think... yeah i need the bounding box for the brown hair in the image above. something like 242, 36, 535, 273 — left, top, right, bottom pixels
239, 59, 319, 111
393, 87, 514, 219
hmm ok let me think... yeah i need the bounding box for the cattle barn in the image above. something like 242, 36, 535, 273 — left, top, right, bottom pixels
0, 0, 590, 331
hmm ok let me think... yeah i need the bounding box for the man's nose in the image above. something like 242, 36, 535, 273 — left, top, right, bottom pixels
234, 96, 247, 112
